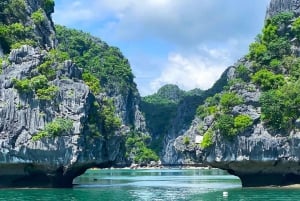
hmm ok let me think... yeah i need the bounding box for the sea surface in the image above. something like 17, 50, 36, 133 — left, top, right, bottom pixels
0, 168, 299, 201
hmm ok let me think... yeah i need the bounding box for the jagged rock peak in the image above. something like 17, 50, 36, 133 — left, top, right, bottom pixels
0, 0, 56, 52
156, 84, 184, 103
26, 0, 56, 49
266, 0, 300, 18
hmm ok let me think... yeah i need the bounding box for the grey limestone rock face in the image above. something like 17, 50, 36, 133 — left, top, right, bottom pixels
161, 98, 201, 164
0, 0, 147, 188
172, 0, 300, 184
159, 0, 300, 187
113, 92, 147, 133
0, 46, 124, 187
205, 125, 300, 186
232, 105, 261, 122
161, 67, 231, 165
176, 113, 300, 186
26, 0, 56, 49
267, 0, 300, 18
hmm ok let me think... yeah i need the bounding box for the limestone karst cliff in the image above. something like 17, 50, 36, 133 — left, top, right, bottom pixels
174, 0, 300, 186
0, 0, 151, 187
4, 0, 300, 189
141, 71, 229, 165
0, 45, 125, 187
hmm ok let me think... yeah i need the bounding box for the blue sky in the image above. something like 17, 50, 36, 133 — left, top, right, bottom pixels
53, 0, 270, 96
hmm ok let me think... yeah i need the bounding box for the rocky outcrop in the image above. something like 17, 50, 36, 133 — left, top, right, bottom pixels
174, 57, 291, 186
0, 0, 151, 187
0, 45, 126, 188
161, 68, 230, 164
113, 90, 147, 133
178, 120, 300, 186
161, 95, 203, 164
0, 0, 55, 53
266, 0, 300, 18
207, 128, 300, 187
26, 0, 56, 48
173, 0, 300, 187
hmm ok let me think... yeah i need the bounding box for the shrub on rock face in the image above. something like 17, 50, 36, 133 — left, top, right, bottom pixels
251, 69, 285, 90
99, 98, 121, 136
236, 64, 251, 82
200, 129, 214, 149
260, 81, 300, 131
260, 90, 284, 129
134, 147, 159, 164
125, 131, 159, 164
31, 9, 45, 24
37, 61, 56, 80
42, 0, 55, 15
292, 17, 300, 39
30, 75, 48, 90
196, 105, 218, 119
32, 118, 73, 141
82, 72, 101, 94
12, 75, 58, 100
248, 42, 268, 62
36, 85, 58, 100
214, 114, 237, 137
220, 92, 243, 111
234, 115, 253, 133
12, 78, 31, 93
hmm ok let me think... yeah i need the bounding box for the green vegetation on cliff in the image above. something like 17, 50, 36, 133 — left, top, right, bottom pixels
55, 25, 136, 95
32, 118, 73, 141
126, 131, 159, 164
0, 0, 54, 53
142, 66, 229, 156
55, 25, 158, 164
201, 129, 214, 149
12, 49, 67, 101
141, 85, 184, 152
249, 12, 300, 131
13, 74, 59, 101
85, 99, 121, 139
194, 12, 300, 146
141, 84, 204, 154
1, 0, 158, 166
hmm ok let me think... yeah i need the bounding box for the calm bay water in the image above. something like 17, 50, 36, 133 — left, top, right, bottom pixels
0, 168, 299, 201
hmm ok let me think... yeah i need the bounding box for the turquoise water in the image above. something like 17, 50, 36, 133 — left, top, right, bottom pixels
0, 168, 299, 200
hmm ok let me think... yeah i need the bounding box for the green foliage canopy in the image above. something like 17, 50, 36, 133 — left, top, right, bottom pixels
260, 81, 300, 131
32, 118, 73, 141
292, 17, 300, 39
201, 129, 214, 149
248, 12, 293, 66
220, 92, 243, 110
125, 132, 159, 164
251, 69, 285, 90
214, 114, 237, 137
234, 115, 253, 133
82, 72, 101, 94
55, 25, 135, 94
31, 9, 45, 24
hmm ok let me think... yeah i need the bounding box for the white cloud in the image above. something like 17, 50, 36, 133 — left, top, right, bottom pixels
54, 0, 270, 45
151, 46, 232, 92
53, 0, 271, 95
